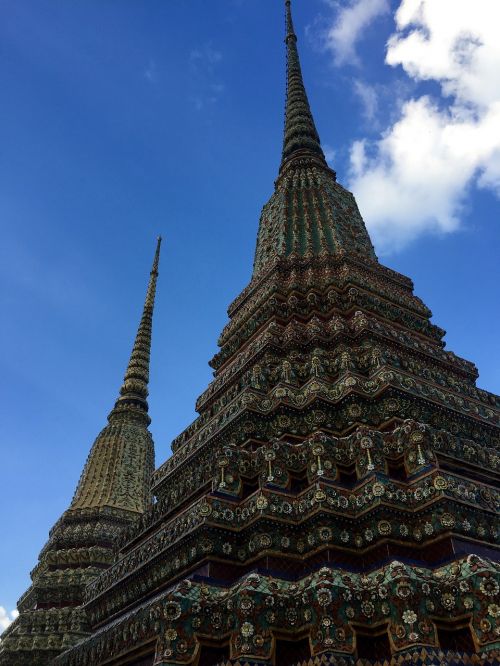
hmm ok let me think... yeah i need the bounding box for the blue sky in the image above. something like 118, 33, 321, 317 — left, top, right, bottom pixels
0, 0, 499, 622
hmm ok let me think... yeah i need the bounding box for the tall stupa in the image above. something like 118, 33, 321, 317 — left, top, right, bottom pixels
1, 2, 498, 665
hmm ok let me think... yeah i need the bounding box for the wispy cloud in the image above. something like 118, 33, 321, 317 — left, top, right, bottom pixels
347, 0, 500, 252
0, 607, 18, 635
190, 44, 222, 68
323, 0, 390, 66
323, 144, 336, 166
144, 59, 158, 84
189, 43, 225, 111
352, 79, 379, 121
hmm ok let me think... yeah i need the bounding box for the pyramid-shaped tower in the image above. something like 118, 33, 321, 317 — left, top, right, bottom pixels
0, 239, 162, 665
3, 2, 499, 665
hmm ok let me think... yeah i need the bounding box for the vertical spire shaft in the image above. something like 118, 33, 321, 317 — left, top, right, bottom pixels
281, 0, 327, 171
110, 236, 162, 423
285, 0, 296, 40
70, 238, 161, 512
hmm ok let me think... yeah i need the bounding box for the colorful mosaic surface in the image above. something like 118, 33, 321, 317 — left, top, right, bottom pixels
52, 556, 500, 665
0, 240, 162, 664
1, 2, 499, 665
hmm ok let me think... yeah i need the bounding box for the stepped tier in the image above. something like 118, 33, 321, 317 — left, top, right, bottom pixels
55, 555, 499, 665
84, 420, 500, 617
150, 254, 499, 513
0, 507, 132, 663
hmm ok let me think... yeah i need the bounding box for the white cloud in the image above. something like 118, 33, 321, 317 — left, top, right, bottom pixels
0, 607, 18, 634
324, 0, 390, 66
346, 0, 500, 252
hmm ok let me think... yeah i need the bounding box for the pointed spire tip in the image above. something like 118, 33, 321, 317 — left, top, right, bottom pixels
285, 0, 296, 43
280, 0, 327, 170
151, 235, 162, 275
109, 237, 162, 421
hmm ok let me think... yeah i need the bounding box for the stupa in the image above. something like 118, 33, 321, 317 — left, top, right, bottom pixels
1, 2, 498, 664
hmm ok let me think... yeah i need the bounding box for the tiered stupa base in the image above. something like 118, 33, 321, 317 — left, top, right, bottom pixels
196, 651, 500, 666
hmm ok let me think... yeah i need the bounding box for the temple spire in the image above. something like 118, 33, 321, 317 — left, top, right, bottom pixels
109, 236, 162, 424
70, 238, 161, 512
281, 0, 327, 171
252, 1, 375, 277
